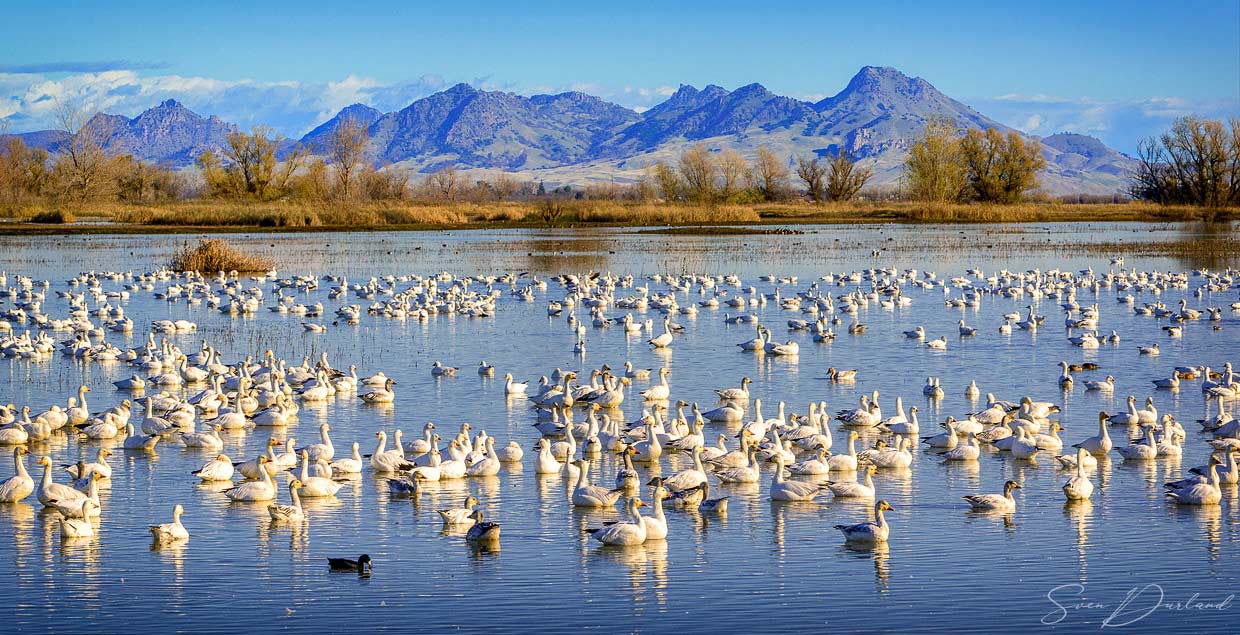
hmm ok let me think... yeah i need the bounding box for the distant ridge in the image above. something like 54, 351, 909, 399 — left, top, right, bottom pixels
3, 67, 1136, 194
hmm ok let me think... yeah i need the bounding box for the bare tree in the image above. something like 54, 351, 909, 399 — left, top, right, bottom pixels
1131, 117, 1240, 210
795, 155, 827, 202
825, 149, 873, 202
329, 117, 369, 199
492, 172, 520, 201
678, 144, 717, 202
904, 117, 966, 202
751, 147, 789, 201
650, 161, 681, 201
717, 149, 749, 201
52, 100, 114, 201
427, 165, 459, 200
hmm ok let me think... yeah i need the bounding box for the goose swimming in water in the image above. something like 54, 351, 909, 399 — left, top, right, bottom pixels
964, 480, 1021, 512
328, 554, 372, 574
149, 504, 190, 543
835, 500, 894, 543
465, 510, 501, 543
586, 497, 648, 546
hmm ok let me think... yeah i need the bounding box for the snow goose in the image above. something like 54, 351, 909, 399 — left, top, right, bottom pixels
437, 495, 480, 525
193, 454, 235, 482
224, 457, 277, 501
149, 504, 190, 544
0, 447, 34, 502
1074, 412, 1113, 455
834, 500, 893, 543
586, 497, 647, 546
827, 464, 877, 498
769, 454, 827, 501
267, 480, 305, 522
1062, 449, 1095, 500
964, 480, 1021, 512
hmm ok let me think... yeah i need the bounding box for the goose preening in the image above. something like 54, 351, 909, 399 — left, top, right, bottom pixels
437, 495, 480, 525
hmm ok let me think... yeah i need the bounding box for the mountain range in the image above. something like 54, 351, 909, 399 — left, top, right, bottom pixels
4, 67, 1136, 195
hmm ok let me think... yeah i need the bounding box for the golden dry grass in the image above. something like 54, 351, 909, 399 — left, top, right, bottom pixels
169, 238, 275, 273
13, 198, 1236, 230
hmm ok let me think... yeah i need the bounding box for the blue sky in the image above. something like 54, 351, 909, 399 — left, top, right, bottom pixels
1, 1, 1236, 152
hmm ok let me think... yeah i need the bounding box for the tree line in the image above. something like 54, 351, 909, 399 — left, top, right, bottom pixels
1130, 116, 1239, 208
3, 101, 1235, 215
0, 104, 184, 211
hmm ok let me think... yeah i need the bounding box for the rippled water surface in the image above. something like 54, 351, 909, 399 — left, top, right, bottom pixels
0, 223, 1237, 633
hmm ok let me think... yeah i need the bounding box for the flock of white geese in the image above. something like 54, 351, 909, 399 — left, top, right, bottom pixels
0, 264, 1237, 557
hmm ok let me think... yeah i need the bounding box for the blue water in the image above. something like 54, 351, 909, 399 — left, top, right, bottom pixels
0, 223, 1236, 633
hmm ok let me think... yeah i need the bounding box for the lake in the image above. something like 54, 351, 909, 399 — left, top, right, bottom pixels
0, 222, 1237, 633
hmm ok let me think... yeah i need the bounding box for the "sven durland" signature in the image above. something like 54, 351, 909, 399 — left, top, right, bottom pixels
1043, 583, 1233, 628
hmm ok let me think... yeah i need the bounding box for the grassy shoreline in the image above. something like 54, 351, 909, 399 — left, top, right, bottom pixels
0, 199, 1234, 235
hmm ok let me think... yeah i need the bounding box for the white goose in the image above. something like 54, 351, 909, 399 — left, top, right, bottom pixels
0, 447, 34, 502
294, 450, 343, 497
1075, 412, 1114, 456
370, 431, 414, 473
330, 443, 364, 475
571, 459, 623, 507
1062, 448, 1095, 500
769, 455, 827, 501
193, 454, 235, 482
224, 457, 277, 501
964, 480, 1021, 512
437, 495, 480, 526
36, 456, 84, 507
827, 464, 877, 498
587, 497, 648, 546
149, 504, 190, 543
834, 500, 894, 543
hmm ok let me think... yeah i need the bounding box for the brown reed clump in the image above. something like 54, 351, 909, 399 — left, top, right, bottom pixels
168, 238, 275, 273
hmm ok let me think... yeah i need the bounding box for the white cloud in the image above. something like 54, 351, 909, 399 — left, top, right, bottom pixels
969, 94, 1238, 154
4, 69, 1231, 156
1019, 114, 1044, 132
0, 71, 450, 136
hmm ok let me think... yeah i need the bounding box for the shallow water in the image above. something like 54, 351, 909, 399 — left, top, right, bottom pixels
0, 223, 1237, 633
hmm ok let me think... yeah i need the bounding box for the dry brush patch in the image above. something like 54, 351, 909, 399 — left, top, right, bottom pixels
168, 238, 275, 273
